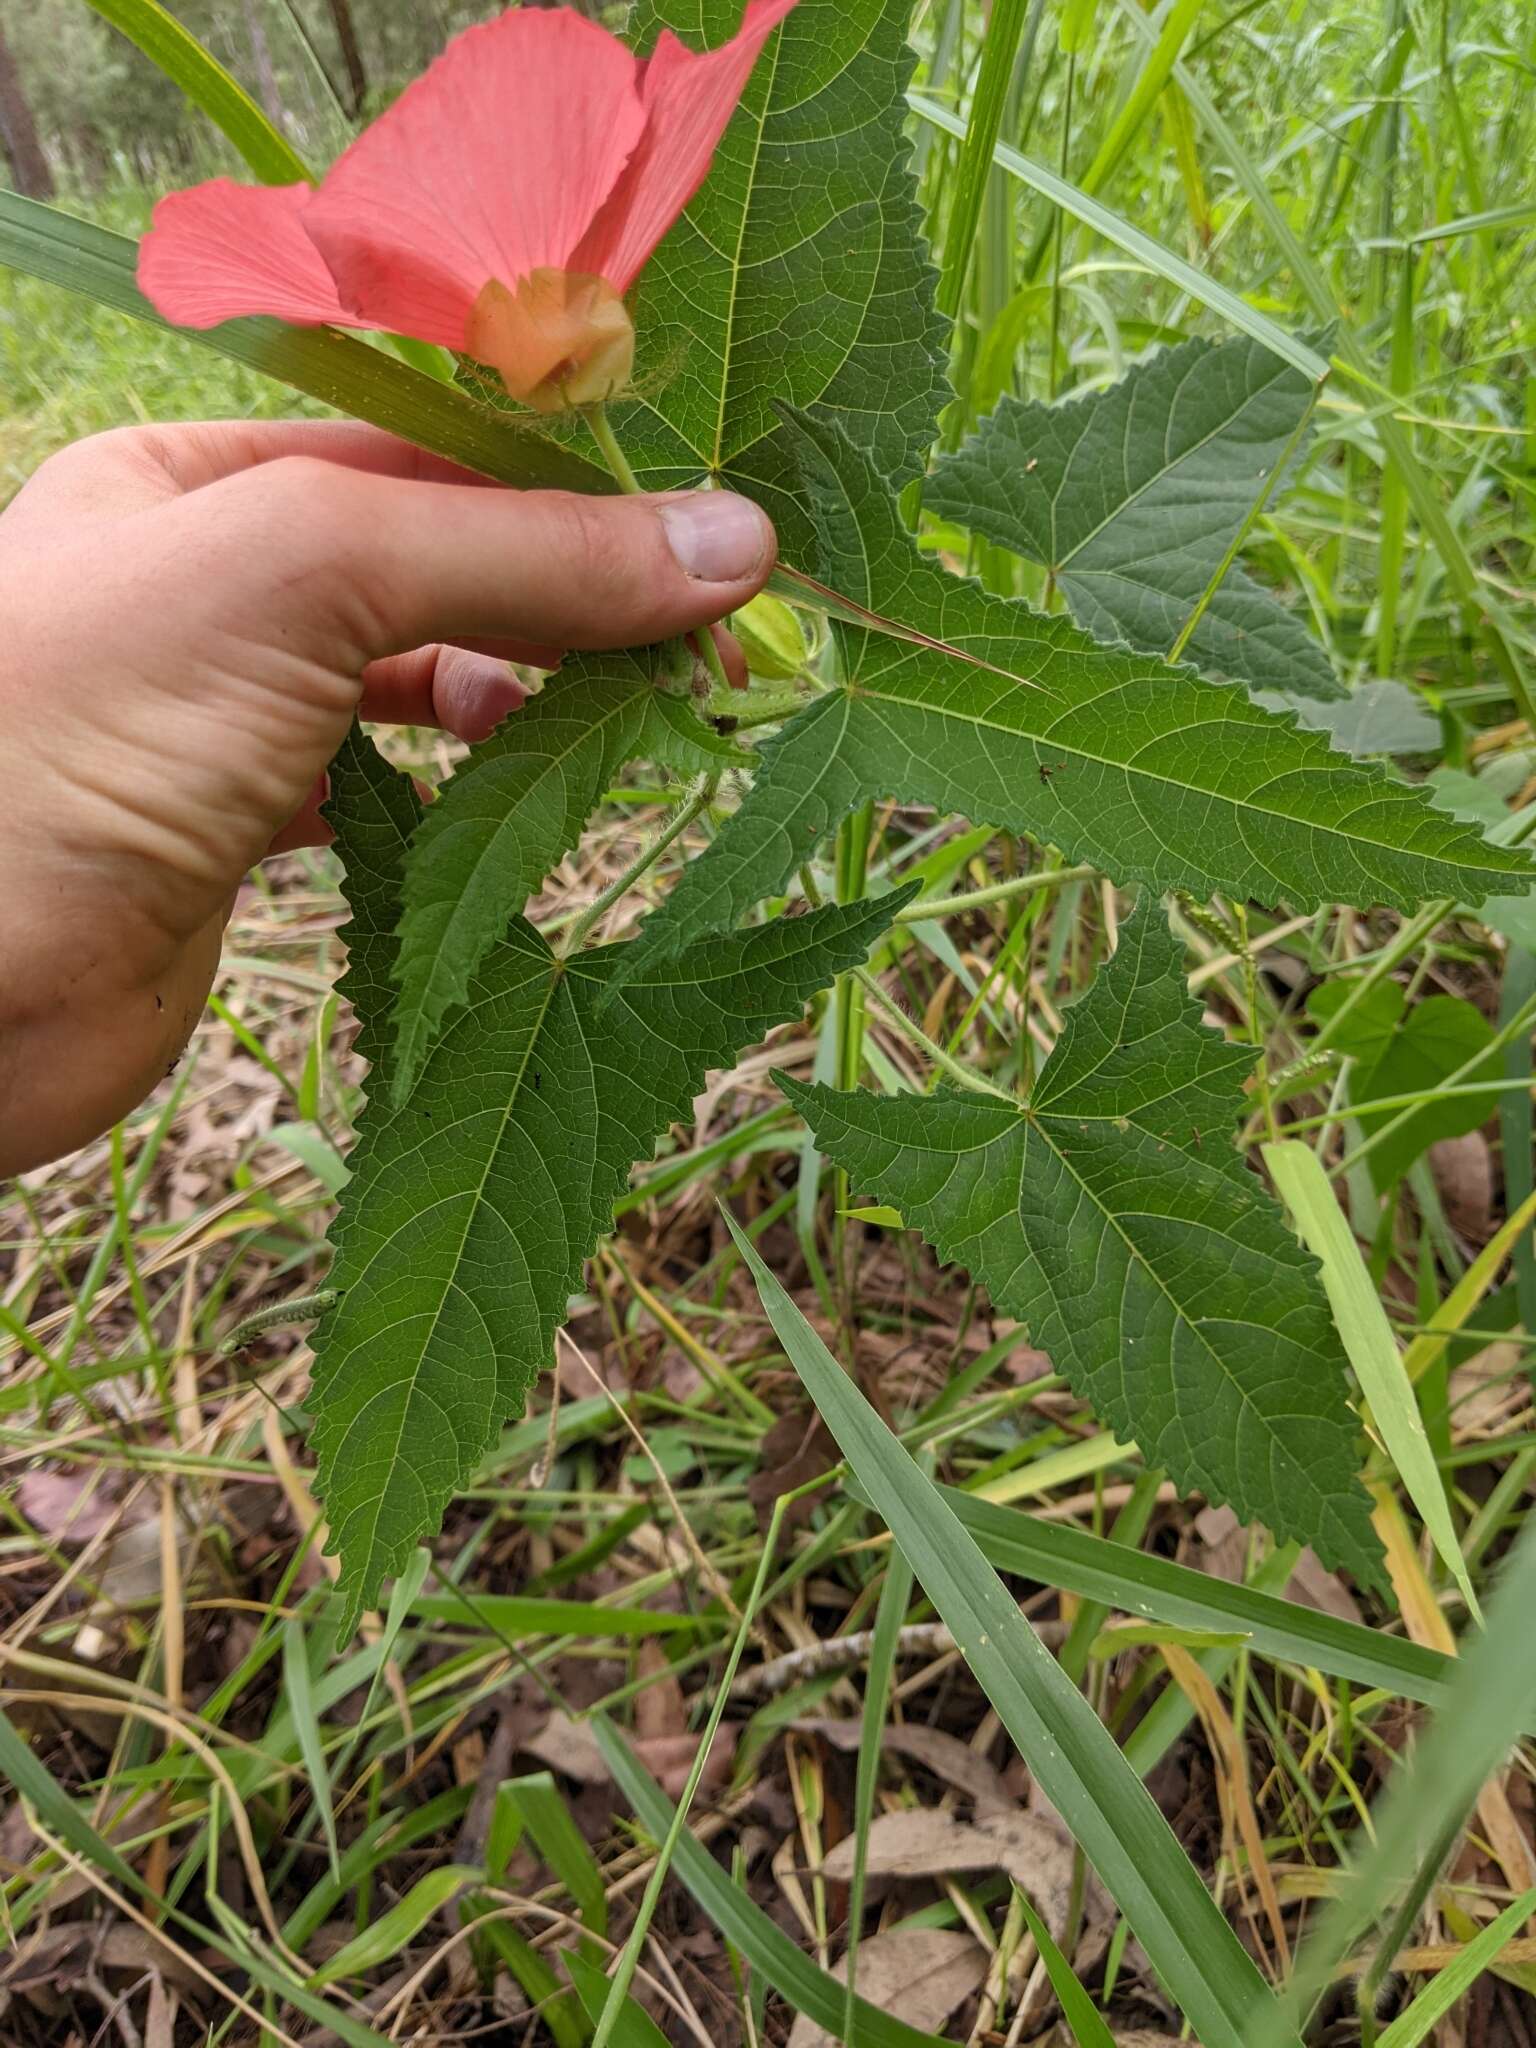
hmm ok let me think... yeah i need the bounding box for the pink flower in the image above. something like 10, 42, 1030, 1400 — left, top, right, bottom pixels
139, 0, 796, 412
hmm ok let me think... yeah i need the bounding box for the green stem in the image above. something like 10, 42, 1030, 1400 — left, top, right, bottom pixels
586, 403, 742, 698
694, 621, 735, 697
854, 968, 1014, 1101
560, 777, 717, 955
897, 861, 1098, 924
582, 402, 643, 494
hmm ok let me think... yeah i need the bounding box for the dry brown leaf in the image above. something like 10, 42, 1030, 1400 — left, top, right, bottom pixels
524, 1712, 606, 1777
634, 1638, 687, 1743
520, 1709, 736, 1798
521, 1711, 609, 1784
15, 1470, 122, 1547
786, 1928, 988, 2048
817, 1806, 1097, 1944
1430, 1132, 1494, 1242
145, 1974, 177, 2048
1192, 1505, 1362, 1624
794, 1717, 1012, 1815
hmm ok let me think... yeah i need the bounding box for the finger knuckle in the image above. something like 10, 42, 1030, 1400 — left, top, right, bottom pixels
543, 492, 665, 630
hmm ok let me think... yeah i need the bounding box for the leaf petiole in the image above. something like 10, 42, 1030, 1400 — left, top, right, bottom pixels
560, 776, 719, 955
853, 968, 1014, 1102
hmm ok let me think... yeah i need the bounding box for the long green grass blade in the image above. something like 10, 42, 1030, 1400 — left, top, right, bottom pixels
83, 0, 310, 183
501, 1775, 607, 1939
308, 1866, 480, 1987
282, 1617, 342, 1883
725, 1212, 1292, 2048
1256, 1516, 1536, 2044
936, 0, 1031, 315
1076, 0, 1203, 201
402, 1592, 696, 1638
906, 91, 1326, 379
593, 1720, 953, 2048
1014, 1888, 1116, 2047
1264, 1140, 1481, 1623
938, 1487, 1480, 1716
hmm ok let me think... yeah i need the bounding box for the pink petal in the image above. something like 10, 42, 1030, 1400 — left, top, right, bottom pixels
301, 7, 648, 350
572, 0, 799, 295
137, 180, 356, 329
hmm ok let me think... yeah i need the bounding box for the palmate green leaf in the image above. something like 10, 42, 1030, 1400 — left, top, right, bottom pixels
312, 761, 908, 1621
782, 909, 1384, 1583
620, 412, 1529, 978
585, 0, 949, 563
925, 332, 1343, 702
390, 661, 743, 1103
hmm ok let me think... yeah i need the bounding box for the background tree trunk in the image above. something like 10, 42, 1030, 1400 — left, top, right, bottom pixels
0, 22, 53, 199
241, 0, 288, 135
325, 0, 368, 118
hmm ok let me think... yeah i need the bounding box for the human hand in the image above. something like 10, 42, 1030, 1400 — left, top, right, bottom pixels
0, 418, 775, 1174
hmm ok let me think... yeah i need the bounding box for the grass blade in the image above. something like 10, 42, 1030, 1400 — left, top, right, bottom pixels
308, 1866, 480, 1987
906, 91, 1326, 380
84, 0, 310, 183
724, 1210, 1293, 2048
592, 1721, 953, 2048
916, 1483, 1486, 1722
844, 1542, 915, 2035
282, 1616, 342, 1884
936, 0, 1032, 316
1264, 1140, 1481, 1623
501, 1775, 607, 1940
1014, 1887, 1116, 2047
1255, 1515, 1536, 2044
1375, 1888, 1536, 2048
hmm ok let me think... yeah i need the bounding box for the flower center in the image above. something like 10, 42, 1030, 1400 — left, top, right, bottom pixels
465, 270, 635, 414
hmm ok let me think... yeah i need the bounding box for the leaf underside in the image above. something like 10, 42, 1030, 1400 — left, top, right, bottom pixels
927, 330, 1343, 703
390, 660, 743, 1102
782, 908, 1385, 1583
315, 737, 908, 1623
578, 0, 950, 564
618, 411, 1529, 981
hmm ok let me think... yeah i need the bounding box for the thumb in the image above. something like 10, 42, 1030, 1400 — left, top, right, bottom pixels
199, 459, 777, 662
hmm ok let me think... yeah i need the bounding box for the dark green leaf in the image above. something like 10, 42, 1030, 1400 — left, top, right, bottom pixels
618, 413, 1527, 979
324, 727, 421, 1092
583, 0, 949, 563
927, 333, 1341, 703
391, 661, 742, 1101
783, 908, 1383, 1581
311, 888, 907, 1625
